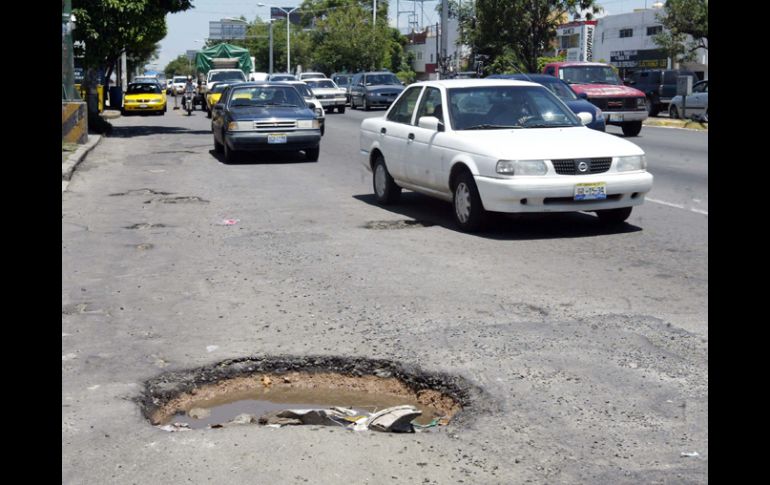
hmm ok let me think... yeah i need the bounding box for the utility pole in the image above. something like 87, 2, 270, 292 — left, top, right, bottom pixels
268, 20, 274, 75
440, 0, 448, 76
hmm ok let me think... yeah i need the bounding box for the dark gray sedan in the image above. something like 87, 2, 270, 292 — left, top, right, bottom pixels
211, 82, 322, 163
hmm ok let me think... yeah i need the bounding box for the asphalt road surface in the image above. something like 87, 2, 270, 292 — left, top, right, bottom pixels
62, 106, 708, 484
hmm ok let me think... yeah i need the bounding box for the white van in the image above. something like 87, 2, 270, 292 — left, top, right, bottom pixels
248, 72, 269, 82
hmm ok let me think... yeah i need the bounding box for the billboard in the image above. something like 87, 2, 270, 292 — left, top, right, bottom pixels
209, 20, 247, 40
610, 49, 667, 68
270, 7, 301, 25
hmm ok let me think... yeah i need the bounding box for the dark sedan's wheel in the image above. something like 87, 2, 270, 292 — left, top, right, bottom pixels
362, 97, 370, 111
338, 106, 345, 114
452, 172, 486, 232
372, 154, 401, 204
306, 147, 320, 162
214, 134, 224, 154
596, 207, 632, 225
646, 97, 660, 117
223, 138, 237, 163
669, 105, 680, 119
350, 96, 357, 110
621, 121, 642, 137
206, 109, 212, 119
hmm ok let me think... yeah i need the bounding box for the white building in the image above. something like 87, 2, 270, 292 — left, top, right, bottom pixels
405, 18, 470, 79
557, 9, 708, 80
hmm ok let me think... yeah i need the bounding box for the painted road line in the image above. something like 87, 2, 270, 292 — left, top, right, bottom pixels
647, 198, 708, 216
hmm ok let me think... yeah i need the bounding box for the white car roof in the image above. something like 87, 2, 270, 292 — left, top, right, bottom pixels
411, 79, 543, 89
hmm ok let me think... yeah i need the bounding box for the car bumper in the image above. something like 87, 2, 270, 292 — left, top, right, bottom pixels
318, 97, 346, 107
365, 95, 398, 106
475, 171, 653, 213
226, 130, 321, 151
604, 111, 648, 123
123, 103, 165, 113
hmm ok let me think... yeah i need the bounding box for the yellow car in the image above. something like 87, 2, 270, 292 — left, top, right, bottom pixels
206, 82, 234, 118
122, 82, 167, 116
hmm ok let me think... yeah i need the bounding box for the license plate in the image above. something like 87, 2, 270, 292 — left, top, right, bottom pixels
574, 182, 607, 200
609, 114, 624, 122
139, 104, 148, 108
267, 134, 287, 144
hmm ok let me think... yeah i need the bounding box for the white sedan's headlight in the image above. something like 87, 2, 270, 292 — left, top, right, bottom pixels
497, 160, 548, 176
616, 155, 646, 172
297, 119, 320, 129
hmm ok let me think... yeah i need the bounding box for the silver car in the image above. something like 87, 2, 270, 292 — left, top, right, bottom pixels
281, 81, 326, 136
669, 80, 708, 121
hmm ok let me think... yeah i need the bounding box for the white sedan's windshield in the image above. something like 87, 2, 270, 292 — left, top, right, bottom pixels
447, 86, 580, 130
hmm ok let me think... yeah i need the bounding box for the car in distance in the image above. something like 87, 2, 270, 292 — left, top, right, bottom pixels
211, 82, 322, 163
625, 68, 697, 116
298, 72, 327, 81
487, 73, 605, 131
350, 71, 405, 111
121, 82, 167, 116
331, 73, 353, 103
205, 82, 239, 118
669, 79, 708, 121
304, 78, 347, 114
279, 80, 326, 135
359, 79, 653, 232
268, 73, 298, 82
543, 61, 647, 136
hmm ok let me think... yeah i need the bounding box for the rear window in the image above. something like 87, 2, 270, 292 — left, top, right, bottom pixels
211, 71, 246, 82
664, 71, 694, 84
227, 85, 304, 107
306, 79, 337, 89
127, 83, 161, 94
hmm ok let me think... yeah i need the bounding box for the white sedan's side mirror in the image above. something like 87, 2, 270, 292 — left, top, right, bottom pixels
577, 112, 593, 125
418, 116, 444, 132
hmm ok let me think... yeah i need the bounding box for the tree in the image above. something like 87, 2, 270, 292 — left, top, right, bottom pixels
164, 55, 196, 78
657, 0, 708, 51
465, 0, 601, 74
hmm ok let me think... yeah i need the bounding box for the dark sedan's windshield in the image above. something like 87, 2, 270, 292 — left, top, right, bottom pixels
364, 74, 401, 86
228, 86, 304, 107
560, 66, 622, 85
448, 85, 580, 130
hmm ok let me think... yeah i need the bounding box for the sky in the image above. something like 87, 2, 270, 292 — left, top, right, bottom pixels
152, 0, 662, 72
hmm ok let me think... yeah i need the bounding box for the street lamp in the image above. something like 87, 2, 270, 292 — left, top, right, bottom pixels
258, 3, 299, 74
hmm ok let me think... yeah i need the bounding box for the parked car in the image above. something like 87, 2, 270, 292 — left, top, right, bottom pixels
487, 73, 605, 131
331, 73, 353, 103
298, 72, 327, 81
279, 80, 326, 135
248, 72, 269, 82
268, 73, 297, 82
669, 80, 708, 121
304, 78, 347, 113
543, 61, 647, 136
211, 82, 322, 163
350, 71, 405, 111
359, 79, 653, 232
122, 82, 167, 116
624, 69, 698, 116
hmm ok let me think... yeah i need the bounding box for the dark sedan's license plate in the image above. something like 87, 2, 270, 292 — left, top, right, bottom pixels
268, 134, 287, 144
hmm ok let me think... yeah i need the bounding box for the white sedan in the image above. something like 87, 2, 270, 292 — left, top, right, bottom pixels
305, 78, 347, 113
359, 79, 653, 232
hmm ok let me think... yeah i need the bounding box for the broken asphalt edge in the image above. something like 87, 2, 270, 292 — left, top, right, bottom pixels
62, 134, 102, 192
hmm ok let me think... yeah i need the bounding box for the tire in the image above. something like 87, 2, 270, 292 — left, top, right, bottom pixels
596, 207, 632, 225
669, 105, 680, 119
362, 97, 370, 111
321, 124, 325, 136
306, 146, 320, 162
223, 138, 237, 163
372, 154, 401, 204
338, 106, 345, 114
703, 109, 708, 123
350, 96, 356, 109
452, 172, 486, 232
621, 121, 642, 137
121, 108, 126, 116
207, 108, 211, 119
214, 135, 224, 154
646, 97, 660, 117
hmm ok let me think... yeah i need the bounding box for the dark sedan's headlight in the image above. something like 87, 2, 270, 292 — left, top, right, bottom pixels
595, 108, 604, 120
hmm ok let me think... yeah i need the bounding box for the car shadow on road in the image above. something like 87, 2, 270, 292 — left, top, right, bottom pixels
110, 126, 213, 138
209, 149, 317, 165
353, 193, 642, 240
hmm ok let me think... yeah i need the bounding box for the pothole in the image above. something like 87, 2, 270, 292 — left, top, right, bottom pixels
144, 196, 209, 204
363, 220, 435, 230
139, 355, 484, 433
109, 188, 173, 197
124, 223, 168, 230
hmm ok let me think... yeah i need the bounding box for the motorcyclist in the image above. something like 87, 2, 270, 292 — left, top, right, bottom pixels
183, 75, 195, 111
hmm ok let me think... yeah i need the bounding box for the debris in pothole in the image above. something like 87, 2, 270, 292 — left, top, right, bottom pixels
188, 407, 210, 419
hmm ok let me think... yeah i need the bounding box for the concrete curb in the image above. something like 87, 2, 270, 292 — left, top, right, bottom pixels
643, 118, 708, 131
62, 135, 102, 191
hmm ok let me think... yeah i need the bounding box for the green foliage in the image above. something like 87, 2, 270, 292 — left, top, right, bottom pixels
658, 0, 708, 49
396, 70, 416, 84
465, 0, 601, 72
164, 55, 195, 78
653, 31, 697, 65
537, 55, 566, 73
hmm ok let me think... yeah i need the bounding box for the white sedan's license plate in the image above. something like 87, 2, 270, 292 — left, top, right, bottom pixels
609, 114, 624, 122
574, 182, 607, 200
267, 134, 287, 144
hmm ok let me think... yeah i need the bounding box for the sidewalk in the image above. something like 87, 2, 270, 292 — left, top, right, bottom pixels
62, 134, 101, 192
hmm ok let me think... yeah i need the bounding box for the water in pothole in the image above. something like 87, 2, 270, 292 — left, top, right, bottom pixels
164, 387, 448, 430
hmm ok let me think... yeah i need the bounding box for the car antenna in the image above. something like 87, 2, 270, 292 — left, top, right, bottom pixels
510, 64, 534, 83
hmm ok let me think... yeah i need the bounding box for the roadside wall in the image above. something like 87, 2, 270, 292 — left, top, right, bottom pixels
62, 101, 88, 144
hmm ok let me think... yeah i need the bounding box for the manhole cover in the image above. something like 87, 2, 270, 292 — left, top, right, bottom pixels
139, 356, 482, 433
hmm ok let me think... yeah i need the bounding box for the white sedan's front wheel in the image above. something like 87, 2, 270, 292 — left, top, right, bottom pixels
453, 172, 486, 232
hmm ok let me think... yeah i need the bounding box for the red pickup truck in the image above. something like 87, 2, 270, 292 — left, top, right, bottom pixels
543, 61, 647, 136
